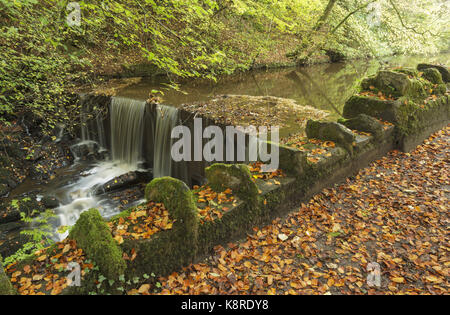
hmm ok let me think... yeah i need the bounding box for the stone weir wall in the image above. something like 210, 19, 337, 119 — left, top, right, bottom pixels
1, 64, 449, 294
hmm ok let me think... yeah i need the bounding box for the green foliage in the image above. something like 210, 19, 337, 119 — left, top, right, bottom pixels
3, 209, 56, 266
324, 0, 449, 59
0, 0, 448, 134
0, 0, 90, 132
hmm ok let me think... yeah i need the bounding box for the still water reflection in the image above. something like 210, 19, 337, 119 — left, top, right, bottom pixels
118, 53, 450, 120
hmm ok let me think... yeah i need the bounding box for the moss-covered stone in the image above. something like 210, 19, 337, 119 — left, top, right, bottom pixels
394, 67, 419, 77
205, 164, 259, 202
278, 144, 307, 177
361, 70, 427, 99
69, 208, 126, 279
343, 95, 401, 122
421, 68, 444, 85
395, 95, 449, 136
339, 114, 384, 139
0, 255, 16, 295
124, 177, 198, 277
417, 63, 450, 83
145, 177, 198, 238
305, 120, 356, 154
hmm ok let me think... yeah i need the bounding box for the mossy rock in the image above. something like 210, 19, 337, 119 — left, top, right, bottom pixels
0, 168, 15, 188
69, 208, 126, 279
205, 164, 259, 202
421, 68, 444, 85
343, 95, 401, 122
417, 63, 450, 83
361, 70, 426, 99
145, 177, 198, 232
394, 67, 419, 77
124, 177, 198, 276
339, 114, 384, 140
0, 255, 16, 295
144, 177, 198, 245
278, 144, 307, 177
395, 94, 450, 136
305, 120, 355, 154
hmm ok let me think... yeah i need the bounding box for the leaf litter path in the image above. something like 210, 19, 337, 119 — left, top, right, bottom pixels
150, 126, 449, 295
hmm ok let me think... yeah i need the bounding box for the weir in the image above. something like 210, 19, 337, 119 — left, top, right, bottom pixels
52, 96, 188, 237
110, 97, 146, 167
153, 104, 180, 178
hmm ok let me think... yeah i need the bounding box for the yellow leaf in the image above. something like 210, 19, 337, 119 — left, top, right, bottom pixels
32, 274, 44, 281
135, 210, 146, 218
114, 235, 124, 244
425, 275, 441, 283
62, 244, 71, 254
138, 284, 150, 294
391, 277, 404, 283
327, 278, 335, 287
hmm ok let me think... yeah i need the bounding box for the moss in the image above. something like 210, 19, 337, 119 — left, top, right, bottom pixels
422, 68, 444, 85
0, 255, 16, 295
197, 201, 259, 254
69, 208, 126, 279
0, 168, 13, 186
0, 184, 8, 197
417, 64, 450, 83
361, 70, 427, 100
123, 177, 199, 277
145, 177, 198, 231
203, 163, 261, 249
394, 67, 419, 77
372, 70, 411, 97
343, 95, 401, 122
278, 144, 307, 177
340, 114, 384, 140
305, 120, 355, 154
395, 95, 449, 136
407, 79, 428, 100
205, 164, 259, 202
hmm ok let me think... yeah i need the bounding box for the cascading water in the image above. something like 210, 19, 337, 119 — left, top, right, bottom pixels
110, 97, 146, 166
153, 105, 179, 178
52, 97, 147, 240
79, 96, 107, 151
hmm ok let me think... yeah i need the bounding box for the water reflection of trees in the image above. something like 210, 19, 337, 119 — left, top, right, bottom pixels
118, 53, 449, 115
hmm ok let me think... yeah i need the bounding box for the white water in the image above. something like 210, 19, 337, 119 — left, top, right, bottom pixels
153, 105, 179, 178
53, 97, 147, 240
110, 97, 146, 165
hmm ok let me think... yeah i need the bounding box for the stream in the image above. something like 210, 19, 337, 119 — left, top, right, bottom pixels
5, 53, 450, 244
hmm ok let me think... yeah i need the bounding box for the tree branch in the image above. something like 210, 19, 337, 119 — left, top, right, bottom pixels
388, 0, 437, 37
331, 0, 377, 34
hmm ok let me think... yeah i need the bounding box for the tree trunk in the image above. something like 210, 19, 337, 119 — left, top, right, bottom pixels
314, 0, 338, 31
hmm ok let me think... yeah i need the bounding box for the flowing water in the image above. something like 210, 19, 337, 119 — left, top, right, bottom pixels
51, 97, 148, 239
8, 53, 449, 241
110, 97, 146, 165
153, 105, 180, 178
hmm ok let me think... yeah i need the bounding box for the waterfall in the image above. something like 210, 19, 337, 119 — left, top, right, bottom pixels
51, 97, 185, 240
79, 96, 107, 150
153, 105, 179, 178
110, 97, 146, 167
